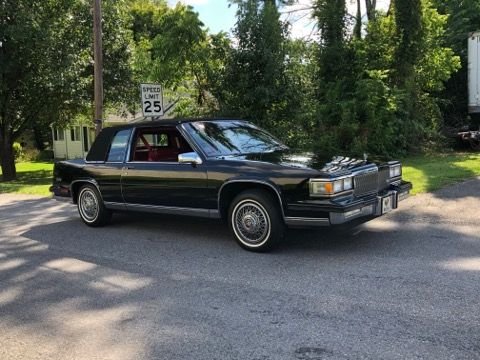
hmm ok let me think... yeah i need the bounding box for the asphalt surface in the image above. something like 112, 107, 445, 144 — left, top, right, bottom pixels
0, 178, 479, 360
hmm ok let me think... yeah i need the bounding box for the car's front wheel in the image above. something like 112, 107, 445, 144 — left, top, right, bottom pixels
228, 189, 284, 252
77, 184, 111, 227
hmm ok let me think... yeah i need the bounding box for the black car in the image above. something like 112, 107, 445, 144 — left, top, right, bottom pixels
51, 119, 412, 252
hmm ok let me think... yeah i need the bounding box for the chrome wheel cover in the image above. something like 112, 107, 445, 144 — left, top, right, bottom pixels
232, 199, 271, 247
79, 188, 99, 222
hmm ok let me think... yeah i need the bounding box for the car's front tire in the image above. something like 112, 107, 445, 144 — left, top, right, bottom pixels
228, 189, 285, 252
77, 184, 111, 227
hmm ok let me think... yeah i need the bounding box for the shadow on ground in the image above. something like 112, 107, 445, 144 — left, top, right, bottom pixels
0, 190, 479, 359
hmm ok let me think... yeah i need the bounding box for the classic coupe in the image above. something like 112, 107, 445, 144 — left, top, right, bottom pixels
51, 119, 412, 251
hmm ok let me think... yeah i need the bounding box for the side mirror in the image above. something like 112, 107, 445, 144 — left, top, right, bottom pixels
178, 152, 203, 165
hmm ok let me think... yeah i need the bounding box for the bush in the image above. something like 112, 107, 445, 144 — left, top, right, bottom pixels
12, 142, 24, 160
36, 150, 54, 161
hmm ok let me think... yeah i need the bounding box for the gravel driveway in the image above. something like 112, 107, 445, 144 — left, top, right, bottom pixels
0, 178, 479, 360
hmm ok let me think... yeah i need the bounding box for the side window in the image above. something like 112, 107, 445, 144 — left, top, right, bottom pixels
107, 129, 131, 162
130, 127, 193, 162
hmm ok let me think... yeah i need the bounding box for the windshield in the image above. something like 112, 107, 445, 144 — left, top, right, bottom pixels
183, 120, 287, 157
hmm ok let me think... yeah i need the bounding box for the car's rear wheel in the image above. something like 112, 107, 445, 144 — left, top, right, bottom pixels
77, 184, 111, 227
228, 189, 284, 252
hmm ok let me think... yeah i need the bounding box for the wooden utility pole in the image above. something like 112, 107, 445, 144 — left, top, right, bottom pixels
93, 0, 103, 135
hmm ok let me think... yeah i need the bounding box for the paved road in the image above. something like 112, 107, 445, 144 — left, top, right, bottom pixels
0, 179, 479, 360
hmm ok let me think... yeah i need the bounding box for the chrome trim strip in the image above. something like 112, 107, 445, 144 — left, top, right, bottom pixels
209, 209, 221, 219
125, 161, 184, 165
310, 174, 354, 182
218, 179, 285, 219
398, 191, 410, 202
388, 176, 402, 182
330, 204, 375, 224
351, 165, 378, 176
104, 201, 127, 211
124, 203, 220, 219
285, 217, 330, 227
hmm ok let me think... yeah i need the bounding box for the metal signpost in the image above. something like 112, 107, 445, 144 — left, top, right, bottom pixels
93, 0, 103, 135
141, 84, 164, 118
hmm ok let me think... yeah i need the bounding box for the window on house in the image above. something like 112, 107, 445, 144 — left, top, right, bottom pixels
83, 127, 89, 152
70, 126, 81, 141
53, 128, 64, 141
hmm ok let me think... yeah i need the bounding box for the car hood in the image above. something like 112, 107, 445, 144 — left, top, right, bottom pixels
220, 151, 370, 174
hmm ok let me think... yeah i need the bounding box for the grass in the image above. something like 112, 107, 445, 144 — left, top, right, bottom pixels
0, 162, 54, 196
0, 153, 479, 197
402, 153, 480, 195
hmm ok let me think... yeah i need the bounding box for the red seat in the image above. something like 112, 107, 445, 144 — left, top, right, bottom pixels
148, 147, 178, 162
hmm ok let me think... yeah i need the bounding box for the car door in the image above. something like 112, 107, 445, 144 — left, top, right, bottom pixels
85, 128, 133, 204
121, 126, 210, 210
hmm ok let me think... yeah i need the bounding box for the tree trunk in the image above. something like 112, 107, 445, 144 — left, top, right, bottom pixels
354, 0, 362, 39
365, 0, 376, 21
1, 134, 16, 182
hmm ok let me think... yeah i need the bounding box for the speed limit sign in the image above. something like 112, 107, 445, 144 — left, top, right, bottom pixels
141, 84, 164, 117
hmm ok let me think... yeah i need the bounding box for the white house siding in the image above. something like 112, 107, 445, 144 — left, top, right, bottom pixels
52, 126, 94, 160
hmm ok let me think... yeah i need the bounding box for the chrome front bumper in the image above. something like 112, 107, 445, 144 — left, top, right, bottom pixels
329, 189, 409, 225
285, 186, 410, 228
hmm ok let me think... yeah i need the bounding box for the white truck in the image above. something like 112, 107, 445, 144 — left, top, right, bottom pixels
468, 31, 480, 114
463, 32, 480, 149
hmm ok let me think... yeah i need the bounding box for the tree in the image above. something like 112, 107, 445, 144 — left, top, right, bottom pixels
130, 1, 229, 116
312, 0, 459, 157
313, 0, 361, 154
365, 0, 377, 21
0, 0, 134, 181
222, 0, 290, 133
392, 0, 423, 85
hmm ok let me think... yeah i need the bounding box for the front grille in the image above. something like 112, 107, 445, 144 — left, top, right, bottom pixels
377, 167, 390, 192
354, 170, 379, 196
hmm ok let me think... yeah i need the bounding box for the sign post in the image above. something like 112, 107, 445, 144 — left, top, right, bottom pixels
141, 84, 164, 117
93, 0, 103, 135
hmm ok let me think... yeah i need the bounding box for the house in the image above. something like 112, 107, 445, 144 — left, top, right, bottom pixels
51, 112, 156, 159
51, 103, 175, 159
51, 124, 96, 160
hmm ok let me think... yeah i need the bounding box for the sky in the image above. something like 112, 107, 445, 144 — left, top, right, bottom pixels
168, 0, 391, 39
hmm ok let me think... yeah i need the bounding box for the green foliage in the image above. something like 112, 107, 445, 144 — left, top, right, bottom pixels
0, 162, 54, 196
0, 0, 134, 180
0, 0, 467, 175
402, 152, 480, 194
222, 1, 288, 126
129, 0, 229, 116
312, 0, 460, 159
392, 0, 424, 84
12, 143, 23, 161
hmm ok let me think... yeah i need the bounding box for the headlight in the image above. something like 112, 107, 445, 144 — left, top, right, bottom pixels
389, 164, 402, 178
310, 177, 354, 196
343, 177, 353, 190
310, 181, 333, 195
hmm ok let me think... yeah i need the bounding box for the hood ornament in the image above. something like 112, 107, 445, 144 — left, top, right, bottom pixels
363, 153, 368, 162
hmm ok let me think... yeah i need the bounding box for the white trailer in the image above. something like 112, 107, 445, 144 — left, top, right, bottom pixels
468, 31, 480, 114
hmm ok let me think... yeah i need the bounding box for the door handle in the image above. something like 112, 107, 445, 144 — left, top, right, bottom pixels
126, 166, 135, 170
